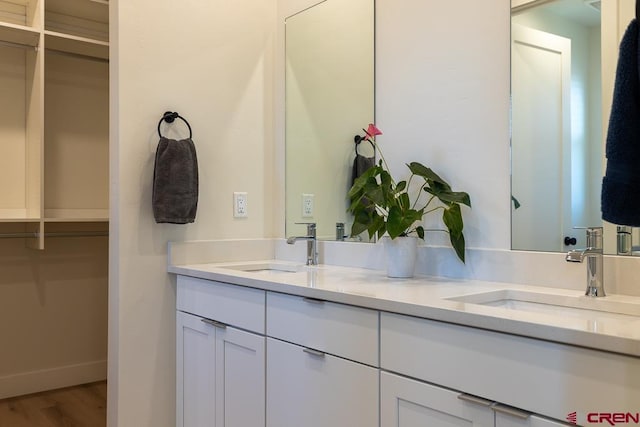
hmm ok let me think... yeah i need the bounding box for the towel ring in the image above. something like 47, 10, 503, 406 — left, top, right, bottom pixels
354, 134, 375, 153
158, 111, 193, 139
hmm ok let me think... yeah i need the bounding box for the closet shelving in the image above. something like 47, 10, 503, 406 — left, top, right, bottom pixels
0, 0, 108, 249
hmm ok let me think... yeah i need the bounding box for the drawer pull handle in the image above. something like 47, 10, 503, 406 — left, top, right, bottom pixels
457, 394, 492, 407
201, 318, 227, 329
303, 348, 326, 358
492, 404, 530, 420
303, 297, 325, 304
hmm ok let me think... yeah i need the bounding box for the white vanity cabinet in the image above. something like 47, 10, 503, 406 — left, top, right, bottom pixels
380, 311, 640, 426
173, 269, 640, 427
176, 276, 266, 427
265, 292, 379, 427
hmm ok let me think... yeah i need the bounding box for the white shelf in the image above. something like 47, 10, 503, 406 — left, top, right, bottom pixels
0, 0, 109, 229
44, 210, 109, 222
0, 21, 40, 46
0, 215, 41, 223
45, 30, 108, 59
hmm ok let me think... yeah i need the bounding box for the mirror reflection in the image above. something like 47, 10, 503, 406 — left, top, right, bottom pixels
284, 0, 374, 241
511, 0, 603, 252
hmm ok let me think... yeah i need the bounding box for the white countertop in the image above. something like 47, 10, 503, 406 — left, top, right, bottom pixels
169, 259, 640, 358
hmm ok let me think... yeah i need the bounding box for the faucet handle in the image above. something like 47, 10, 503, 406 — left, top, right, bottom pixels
575, 226, 603, 248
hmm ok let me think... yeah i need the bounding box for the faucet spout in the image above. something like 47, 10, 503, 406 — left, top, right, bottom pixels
566, 247, 602, 263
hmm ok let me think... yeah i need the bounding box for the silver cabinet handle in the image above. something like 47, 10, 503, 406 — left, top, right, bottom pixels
201, 318, 227, 329
302, 297, 324, 304
302, 348, 326, 357
457, 394, 493, 407
492, 404, 530, 420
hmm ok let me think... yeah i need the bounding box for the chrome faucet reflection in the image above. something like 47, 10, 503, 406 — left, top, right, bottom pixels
287, 222, 318, 266
566, 227, 605, 297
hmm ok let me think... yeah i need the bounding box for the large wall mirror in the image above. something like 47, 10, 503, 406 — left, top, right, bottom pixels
284, 0, 374, 240
511, 0, 640, 255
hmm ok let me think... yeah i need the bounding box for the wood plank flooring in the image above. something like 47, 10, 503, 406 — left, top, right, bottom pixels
0, 382, 106, 427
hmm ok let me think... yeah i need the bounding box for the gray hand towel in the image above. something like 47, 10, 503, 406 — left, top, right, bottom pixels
152, 137, 198, 224
351, 153, 375, 187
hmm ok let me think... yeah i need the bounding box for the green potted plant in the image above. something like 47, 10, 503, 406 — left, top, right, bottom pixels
348, 124, 471, 276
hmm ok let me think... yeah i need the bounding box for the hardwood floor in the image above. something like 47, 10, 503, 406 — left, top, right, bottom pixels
0, 382, 106, 427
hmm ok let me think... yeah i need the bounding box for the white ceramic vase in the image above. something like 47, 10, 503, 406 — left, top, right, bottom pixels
383, 236, 418, 278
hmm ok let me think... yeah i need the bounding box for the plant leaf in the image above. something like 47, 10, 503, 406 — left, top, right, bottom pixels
386, 206, 405, 238
449, 232, 466, 263
416, 226, 425, 239
398, 192, 411, 210
442, 204, 463, 238
347, 165, 379, 198
437, 191, 471, 208
407, 162, 451, 190
395, 180, 407, 193
512, 195, 521, 210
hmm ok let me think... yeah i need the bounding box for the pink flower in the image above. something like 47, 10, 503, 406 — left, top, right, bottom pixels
363, 123, 382, 139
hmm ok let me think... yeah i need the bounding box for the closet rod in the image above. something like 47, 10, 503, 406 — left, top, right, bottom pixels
0, 231, 108, 239
0, 40, 37, 51
46, 48, 109, 64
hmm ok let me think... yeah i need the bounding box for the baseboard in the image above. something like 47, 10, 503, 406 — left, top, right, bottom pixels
0, 360, 108, 399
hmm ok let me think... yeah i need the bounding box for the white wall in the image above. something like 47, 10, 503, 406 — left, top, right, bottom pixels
0, 227, 107, 399
375, 0, 511, 251
109, 1, 277, 425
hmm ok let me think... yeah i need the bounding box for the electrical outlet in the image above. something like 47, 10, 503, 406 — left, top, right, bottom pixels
233, 192, 248, 218
302, 193, 314, 218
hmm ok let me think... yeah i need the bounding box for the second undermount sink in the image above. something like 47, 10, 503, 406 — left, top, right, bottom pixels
446, 289, 640, 324
218, 262, 305, 274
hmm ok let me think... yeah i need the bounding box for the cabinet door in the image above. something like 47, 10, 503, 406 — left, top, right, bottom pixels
266, 337, 378, 427
177, 311, 266, 427
381, 371, 495, 427
177, 311, 216, 427
215, 324, 265, 427
496, 412, 568, 427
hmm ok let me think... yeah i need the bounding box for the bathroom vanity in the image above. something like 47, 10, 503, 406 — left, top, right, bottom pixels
169, 241, 640, 427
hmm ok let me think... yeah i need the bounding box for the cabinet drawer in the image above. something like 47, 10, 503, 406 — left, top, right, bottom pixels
177, 275, 265, 333
267, 337, 378, 427
267, 291, 379, 366
381, 312, 640, 424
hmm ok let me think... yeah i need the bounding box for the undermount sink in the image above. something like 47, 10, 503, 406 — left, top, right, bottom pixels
219, 262, 304, 274
446, 289, 640, 324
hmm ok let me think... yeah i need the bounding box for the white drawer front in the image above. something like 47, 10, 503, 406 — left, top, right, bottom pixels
267, 337, 379, 427
177, 275, 265, 333
380, 312, 640, 424
266, 291, 379, 366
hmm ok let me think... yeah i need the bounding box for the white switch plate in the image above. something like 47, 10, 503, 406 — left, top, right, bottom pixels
302, 193, 314, 218
234, 192, 248, 218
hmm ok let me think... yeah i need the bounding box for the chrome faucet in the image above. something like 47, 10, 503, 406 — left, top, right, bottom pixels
287, 223, 318, 266
566, 227, 605, 297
